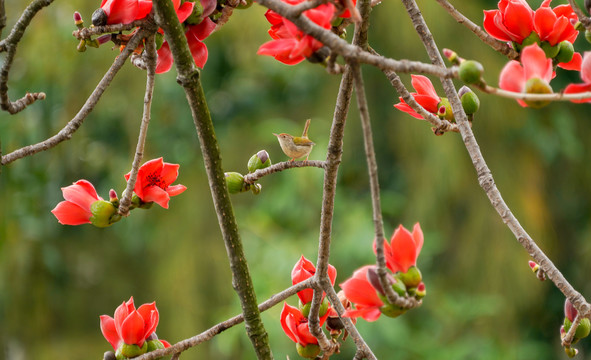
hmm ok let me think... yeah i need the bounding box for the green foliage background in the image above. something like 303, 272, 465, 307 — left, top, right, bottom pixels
2, 0, 591, 358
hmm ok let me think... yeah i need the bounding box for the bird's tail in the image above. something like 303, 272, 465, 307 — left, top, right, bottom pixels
302, 119, 311, 138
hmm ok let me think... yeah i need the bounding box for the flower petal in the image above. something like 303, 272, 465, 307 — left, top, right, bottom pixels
564, 83, 591, 103
483, 10, 513, 42
166, 184, 187, 197
142, 185, 171, 208
558, 51, 582, 71
156, 43, 174, 74
51, 201, 91, 225
61, 180, 101, 210
100, 315, 121, 351
522, 44, 553, 82
137, 302, 159, 339
120, 310, 146, 347
410, 75, 438, 100
390, 225, 418, 273
499, 60, 525, 93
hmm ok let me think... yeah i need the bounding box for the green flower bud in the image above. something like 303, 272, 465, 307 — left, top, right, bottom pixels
391, 277, 407, 297
523, 77, 553, 108
251, 183, 262, 195
586, 30, 591, 44
414, 282, 426, 299
299, 301, 311, 318
155, 32, 164, 51
437, 98, 454, 121
541, 41, 560, 59
185, 0, 205, 25
146, 339, 166, 352
378, 299, 406, 318
247, 150, 272, 173
565, 346, 578, 358
555, 41, 574, 64
458, 60, 484, 85
296, 343, 321, 359
225, 172, 246, 194
576, 318, 591, 339
459, 86, 480, 115
236, 0, 253, 9
115, 348, 125, 360
397, 266, 422, 288
120, 342, 148, 358
318, 297, 329, 317
514, 32, 541, 51
565, 317, 573, 333
89, 200, 118, 228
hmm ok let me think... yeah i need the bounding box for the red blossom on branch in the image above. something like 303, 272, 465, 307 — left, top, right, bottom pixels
564, 52, 591, 103
483, 0, 577, 46
291, 255, 337, 304
125, 157, 187, 208
280, 302, 328, 346
393, 75, 441, 119
375, 223, 424, 274
99, 297, 159, 350
257, 2, 335, 65
499, 43, 553, 107
51, 180, 102, 225
98, 0, 152, 25
340, 265, 384, 322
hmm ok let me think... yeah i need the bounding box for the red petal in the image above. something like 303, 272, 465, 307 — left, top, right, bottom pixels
499, 60, 525, 92
390, 225, 418, 273
340, 266, 383, 307
166, 184, 187, 197
176, 1, 194, 23
545, 16, 575, 46
159, 162, 181, 187
189, 18, 216, 41
142, 186, 171, 208
483, 10, 513, 42
137, 302, 159, 338
201, 0, 217, 17
327, 264, 337, 286
120, 310, 146, 346
410, 75, 438, 99
137, 0, 152, 20
412, 223, 424, 258
51, 201, 91, 225
343, 307, 382, 322
558, 51, 582, 71
114, 300, 131, 336
502, 0, 534, 41
161, 340, 171, 348
61, 180, 101, 210
156, 43, 174, 74
522, 44, 552, 82
280, 303, 300, 343
413, 94, 440, 114
296, 322, 318, 345
100, 315, 121, 351
135, 158, 164, 199
533, 6, 556, 42
581, 52, 591, 82
103, 0, 140, 25
394, 101, 424, 119
564, 83, 591, 103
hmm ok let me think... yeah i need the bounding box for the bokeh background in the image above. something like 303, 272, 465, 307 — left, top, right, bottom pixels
2, 0, 591, 358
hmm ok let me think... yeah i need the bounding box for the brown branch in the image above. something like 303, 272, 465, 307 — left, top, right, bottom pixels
435, 0, 518, 59
401, 0, 591, 318
0, 0, 54, 114
0, 0, 6, 39
72, 20, 147, 40
133, 280, 313, 360
118, 35, 157, 217
243, 160, 325, 184
479, 84, 591, 102
254, 0, 453, 78
0, 28, 151, 165
151, 1, 273, 358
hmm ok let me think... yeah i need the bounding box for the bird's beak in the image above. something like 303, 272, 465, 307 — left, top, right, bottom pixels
272, 133, 279, 137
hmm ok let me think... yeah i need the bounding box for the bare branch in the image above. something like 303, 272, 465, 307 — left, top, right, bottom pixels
134, 280, 314, 360
1, 28, 151, 165
72, 20, 147, 40
0, 0, 6, 39
118, 35, 157, 217
479, 84, 591, 102
435, 0, 518, 59
243, 160, 325, 184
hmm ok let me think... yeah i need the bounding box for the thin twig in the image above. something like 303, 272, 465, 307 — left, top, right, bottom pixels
435, 0, 518, 59
401, 0, 591, 317
133, 280, 313, 360
72, 20, 147, 40
118, 35, 157, 217
0, 0, 54, 114
152, 1, 273, 358
243, 160, 325, 184
0, 0, 6, 39
1, 28, 152, 165
479, 84, 591, 102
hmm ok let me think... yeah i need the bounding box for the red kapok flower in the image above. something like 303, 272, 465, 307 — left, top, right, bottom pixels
155, 0, 217, 73
257, 3, 335, 65
51, 180, 102, 225
533, 0, 578, 46
483, 0, 534, 44
125, 158, 187, 208
291, 255, 337, 304
499, 43, 553, 107
340, 266, 384, 322
564, 51, 591, 103
393, 75, 441, 119
280, 302, 329, 346
100, 297, 159, 350
375, 223, 424, 274
98, 0, 152, 25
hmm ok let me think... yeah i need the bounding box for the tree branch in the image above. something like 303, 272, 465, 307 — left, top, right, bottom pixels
243, 160, 326, 184
118, 35, 157, 217
1, 28, 151, 165
151, 1, 273, 358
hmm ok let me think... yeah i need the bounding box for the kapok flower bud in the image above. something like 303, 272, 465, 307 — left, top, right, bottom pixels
523, 78, 553, 109
576, 318, 591, 339
119, 342, 148, 358
528, 260, 539, 272
458, 60, 484, 85
296, 343, 321, 359
541, 41, 560, 59
436, 98, 454, 121
92, 8, 108, 27
89, 200, 118, 228
146, 339, 165, 352
397, 266, 422, 288
109, 189, 119, 202
377, 296, 406, 318
225, 172, 246, 194
97, 34, 112, 46
564, 346, 578, 358
443, 48, 462, 65
251, 183, 262, 195
185, 0, 205, 25
414, 282, 426, 299
74, 11, 84, 29
458, 86, 480, 115
247, 150, 272, 173
555, 41, 575, 64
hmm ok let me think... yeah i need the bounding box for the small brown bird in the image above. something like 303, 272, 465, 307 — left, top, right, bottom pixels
273, 119, 315, 161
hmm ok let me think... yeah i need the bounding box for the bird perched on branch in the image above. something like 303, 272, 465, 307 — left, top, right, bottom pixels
273, 119, 315, 161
